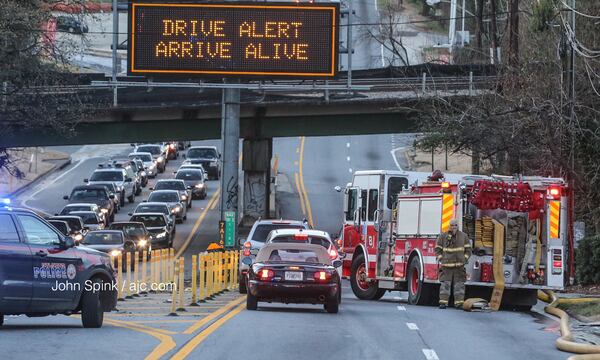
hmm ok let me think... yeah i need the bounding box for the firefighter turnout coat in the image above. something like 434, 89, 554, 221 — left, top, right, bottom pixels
435, 231, 472, 281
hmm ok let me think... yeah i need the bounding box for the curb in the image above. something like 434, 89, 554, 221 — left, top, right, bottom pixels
9, 157, 72, 198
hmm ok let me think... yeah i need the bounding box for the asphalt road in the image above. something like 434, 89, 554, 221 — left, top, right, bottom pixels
2, 135, 568, 360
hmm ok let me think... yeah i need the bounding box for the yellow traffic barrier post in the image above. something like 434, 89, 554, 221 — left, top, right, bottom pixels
233, 251, 239, 290
216, 251, 223, 294
190, 254, 199, 306
168, 257, 180, 316
133, 251, 140, 297
225, 251, 231, 291
169, 248, 175, 281
116, 253, 124, 301
207, 252, 215, 300
125, 252, 133, 299
161, 249, 168, 285
149, 250, 156, 293
229, 251, 235, 290
198, 254, 206, 302
141, 250, 148, 294
177, 257, 186, 312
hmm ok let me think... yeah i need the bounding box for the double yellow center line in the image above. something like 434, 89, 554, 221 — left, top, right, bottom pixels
295, 136, 314, 227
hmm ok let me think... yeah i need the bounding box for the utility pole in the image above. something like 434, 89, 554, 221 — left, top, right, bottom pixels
220, 86, 241, 248
112, 0, 118, 106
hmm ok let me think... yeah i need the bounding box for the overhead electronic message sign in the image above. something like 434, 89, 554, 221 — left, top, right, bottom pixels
128, 2, 339, 78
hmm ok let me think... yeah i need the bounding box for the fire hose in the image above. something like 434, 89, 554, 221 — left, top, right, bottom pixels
538, 290, 600, 360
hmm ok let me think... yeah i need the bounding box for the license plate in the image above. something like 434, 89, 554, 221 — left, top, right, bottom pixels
285, 271, 303, 281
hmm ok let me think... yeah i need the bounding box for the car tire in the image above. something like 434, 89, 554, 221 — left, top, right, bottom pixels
109, 212, 115, 223
247, 293, 258, 310
183, 214, 187, 221
325, 296, 339, 313
120, 191, 125, 207
0, 314, 3, 327
187, 201, 192, 209
81, 278, 104, 328
350, 253, 386, 300
238, 275, 247, 294
128, 193, 135, 203
201, 192, 207, 200
135, 185, 142, 196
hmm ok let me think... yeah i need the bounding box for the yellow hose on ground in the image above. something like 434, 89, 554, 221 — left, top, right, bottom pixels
539, 290, 600, 360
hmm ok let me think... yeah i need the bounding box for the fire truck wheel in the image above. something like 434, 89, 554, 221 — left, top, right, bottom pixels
407, 256, 435, 305
350, 253, 385, 300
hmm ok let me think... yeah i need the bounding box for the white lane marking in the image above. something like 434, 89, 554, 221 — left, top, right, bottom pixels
422, 349, 440, 360
393, 296, 402, 300
346, 142, 351, 148
390, 146, 405, 171
381, 45, 385, 67
346, 156, 351, 162
397, 305, 406, 311
406, 322, 419, 330
348, 168, 353, 173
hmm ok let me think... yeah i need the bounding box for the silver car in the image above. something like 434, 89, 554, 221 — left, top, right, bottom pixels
151, 179, 192, 209
147, 190, 187, 223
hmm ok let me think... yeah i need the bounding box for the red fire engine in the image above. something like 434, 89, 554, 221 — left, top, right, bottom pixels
340, 170, 572, 307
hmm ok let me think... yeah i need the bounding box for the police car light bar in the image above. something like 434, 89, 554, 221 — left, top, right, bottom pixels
1, 198, 11, 206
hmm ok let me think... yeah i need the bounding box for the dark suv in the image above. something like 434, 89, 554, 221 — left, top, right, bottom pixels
63, 185, 115, 223
0, 203, 117, 328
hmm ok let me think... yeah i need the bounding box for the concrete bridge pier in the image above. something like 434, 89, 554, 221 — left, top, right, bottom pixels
241, 138, 272, 227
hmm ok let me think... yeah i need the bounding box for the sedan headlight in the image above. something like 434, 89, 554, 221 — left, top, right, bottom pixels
156, 231, 167, 239
195, 183, 204, 189
181, 195, 187, 200
157, 157, 164, 163
138, 239, 148, 247
110, 250, 122, 257
140, 171, 147, 177
172, 206, 181, 213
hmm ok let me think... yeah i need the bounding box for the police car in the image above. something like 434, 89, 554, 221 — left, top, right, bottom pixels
0, 199, 117, 328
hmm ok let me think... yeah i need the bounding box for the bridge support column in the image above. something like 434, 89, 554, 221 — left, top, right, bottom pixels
220, 88, 240, 246
241, 138, 272, 227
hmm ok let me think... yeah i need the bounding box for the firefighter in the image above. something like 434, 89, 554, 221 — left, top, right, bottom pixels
436, 219, 472, 309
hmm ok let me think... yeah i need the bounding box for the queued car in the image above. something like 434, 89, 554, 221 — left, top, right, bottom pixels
130, 158, 149, 187
147, 190, 187, 223
243, 243, 342, 313
108, 222, 152, 257
48, 219, 71, 236
87, 181, 121, 213
58, 203, 106, 227
129, 213, 173, 248
80, 230, 136, 271
177, 163, 208, 181
265, 229, 342, 276
183, 146, 221, 180
130, 202, 176, 233
129, 152, 158, 179
238, 219, 310, 293
175, 169, 206, 200
133, 145, 166, 173
152, 179, 192, 208
85, 164, 137, 205
63, 185, 115, 223
0, 202, 117, 328
70, 211, 104, 231
48, 215, 87, 243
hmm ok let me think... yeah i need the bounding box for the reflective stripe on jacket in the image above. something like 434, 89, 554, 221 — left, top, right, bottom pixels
435, 231, 472, 268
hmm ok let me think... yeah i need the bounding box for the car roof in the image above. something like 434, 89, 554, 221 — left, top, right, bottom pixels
93, 168, 125, 173
188, 146, 217, 150
254, 219, 306, 226
0, 206, 38, 215
255, 243, 330, 263
129, 152, 153, 156
73, 185, 109, 190
156, 179, 185, 183
149, 190, 179, 194
110, 221, 145, 226
50, 215, 83, 220
70, 211, 96, 215
177, 168, 203, 173
130, 212, 166, 217
268, 229, 330, 239
87, 230, 123, 235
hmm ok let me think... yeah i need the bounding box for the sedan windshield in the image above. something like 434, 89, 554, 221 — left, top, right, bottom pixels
136, 146, 161, 155
176, 171, 203, 180
82, 232, 123, 245
271, 236, 331, 249
252, 225, 305, 242
90, 171, 123, 182
61, 205, 92, 214
187, 148, 216, 159
148, 192, 179, 202
130, 215, 166, 227
135, 205, 169, 215
72, 212, 99, 224
71, 189, 107, 201
155, 181, 186, 191
52, 217, 82, 231
267, 249, 320, 263
108, 224, 146, 237
130, 154, 152, 162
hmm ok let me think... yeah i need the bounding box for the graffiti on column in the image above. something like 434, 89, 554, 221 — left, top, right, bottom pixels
225, 176, 238, 210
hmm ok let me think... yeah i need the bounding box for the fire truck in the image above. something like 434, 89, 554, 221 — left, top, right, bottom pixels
340, 170, 572, 308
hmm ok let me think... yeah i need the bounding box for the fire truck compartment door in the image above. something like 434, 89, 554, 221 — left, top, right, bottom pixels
396, 197, 442, 235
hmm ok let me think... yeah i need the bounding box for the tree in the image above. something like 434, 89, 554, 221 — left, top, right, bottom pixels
416, 0, 600, 231
0, 0, 95, 175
